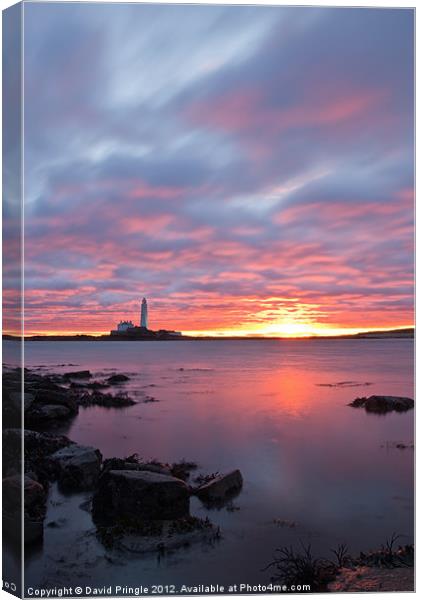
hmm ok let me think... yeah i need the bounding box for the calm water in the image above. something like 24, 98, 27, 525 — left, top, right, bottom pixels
15, 339, 414, 591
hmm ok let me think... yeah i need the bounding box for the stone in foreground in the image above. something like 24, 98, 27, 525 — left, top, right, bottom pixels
92, 469, 190, 522
50, 444, 102, 490
3, 474, 47, 545
196, 469, 243, 503
349, 395, 414, 414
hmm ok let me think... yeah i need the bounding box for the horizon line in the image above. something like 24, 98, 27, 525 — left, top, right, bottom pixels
4, 325, 415, 340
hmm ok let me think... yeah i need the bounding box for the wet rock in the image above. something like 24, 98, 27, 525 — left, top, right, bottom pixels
3, 474, 47, 544
77, 391, 136, 408
25, 375, 65, 393
50, 444, 102, 491
349, 396, 414, 414
86, 381, 111, 390
107, 374, 130, 384
26, 403, 74, 425
102, 456, 139, 473
92, 470, 190, 523
23, 429, 71, 456
9, 391, 35, 410
2, 389, 22, 428
195, 469, 243, 504
24, 475, 47, 518
170, 460, 198, 481
101, 457, 172, 477
113, 517, 219, 554
24, 383, 79, 427
137, 463, 172, 476
35, 388, 78, 414
63, 370, 92, 380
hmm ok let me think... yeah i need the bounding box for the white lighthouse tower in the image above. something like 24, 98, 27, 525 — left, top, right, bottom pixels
140, 297, 148, 329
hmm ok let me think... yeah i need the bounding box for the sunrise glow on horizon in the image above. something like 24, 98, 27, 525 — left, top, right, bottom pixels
3, 4, 414, 338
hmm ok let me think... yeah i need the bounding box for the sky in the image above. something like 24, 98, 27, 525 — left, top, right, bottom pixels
5, 2, 414, 336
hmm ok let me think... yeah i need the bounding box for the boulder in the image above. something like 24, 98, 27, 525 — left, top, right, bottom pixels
3, 474, 47, 544
23, 429, 71, 456
23, 475, 47, 518
24, 475, 47, 544
107, 374, 130, 384
92, 470, 190, 523
9, 391, 35, 411
33, 388, 78, 413
50, 444, 102, 490
2, 428, 71, 480
26, 403, 73, 425
196, 469, 243, 503
349, 396, 414, 414
63, 370, 92, 380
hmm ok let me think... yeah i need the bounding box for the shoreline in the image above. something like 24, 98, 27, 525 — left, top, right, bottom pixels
2, 327, 415, 342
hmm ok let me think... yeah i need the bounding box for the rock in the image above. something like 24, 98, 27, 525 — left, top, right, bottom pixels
195, 469, 243, 503
170, 461, 198, 481
9, 391, 35, 411
101, 457, 172, 477
3, 475, 47, 544
92, 470, 190, 523
50, 444, 102, 490
107, 374, 130, 384
86, 381, 111, 390
24, 384, 79, 427
2, 389, 21, 428
23, 475, 47, 518
33, 388, 78, 413
26, 403, 73, 424
102, 457, 139, 473
3, 475, 22, 516
23, 429, 71, 456
77, 391, 136, 408
137, 463, 172, 476
349, 396, 414, 414
63, 370, 92, 380
114, 517, 218, 554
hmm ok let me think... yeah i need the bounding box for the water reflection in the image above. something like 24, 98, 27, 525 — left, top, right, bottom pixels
20, 339, 413, 590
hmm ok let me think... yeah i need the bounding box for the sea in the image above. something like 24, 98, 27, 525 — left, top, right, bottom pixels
4, 338, 414, 591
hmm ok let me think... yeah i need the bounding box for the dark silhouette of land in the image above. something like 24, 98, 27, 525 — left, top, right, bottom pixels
3, 327, 414, 342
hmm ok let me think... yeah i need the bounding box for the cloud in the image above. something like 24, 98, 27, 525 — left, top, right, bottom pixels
8, 3, 413, 335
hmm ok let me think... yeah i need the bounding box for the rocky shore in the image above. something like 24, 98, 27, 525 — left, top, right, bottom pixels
2, 366, 243, 553
2, 365, 414, 591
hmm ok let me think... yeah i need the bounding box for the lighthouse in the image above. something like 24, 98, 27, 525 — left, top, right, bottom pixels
140, 297, 148, 329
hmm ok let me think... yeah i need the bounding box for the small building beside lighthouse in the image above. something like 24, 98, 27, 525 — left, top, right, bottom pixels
140, 297, 148, 329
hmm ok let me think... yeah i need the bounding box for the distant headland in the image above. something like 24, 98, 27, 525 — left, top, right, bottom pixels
3, 328, 414, 342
